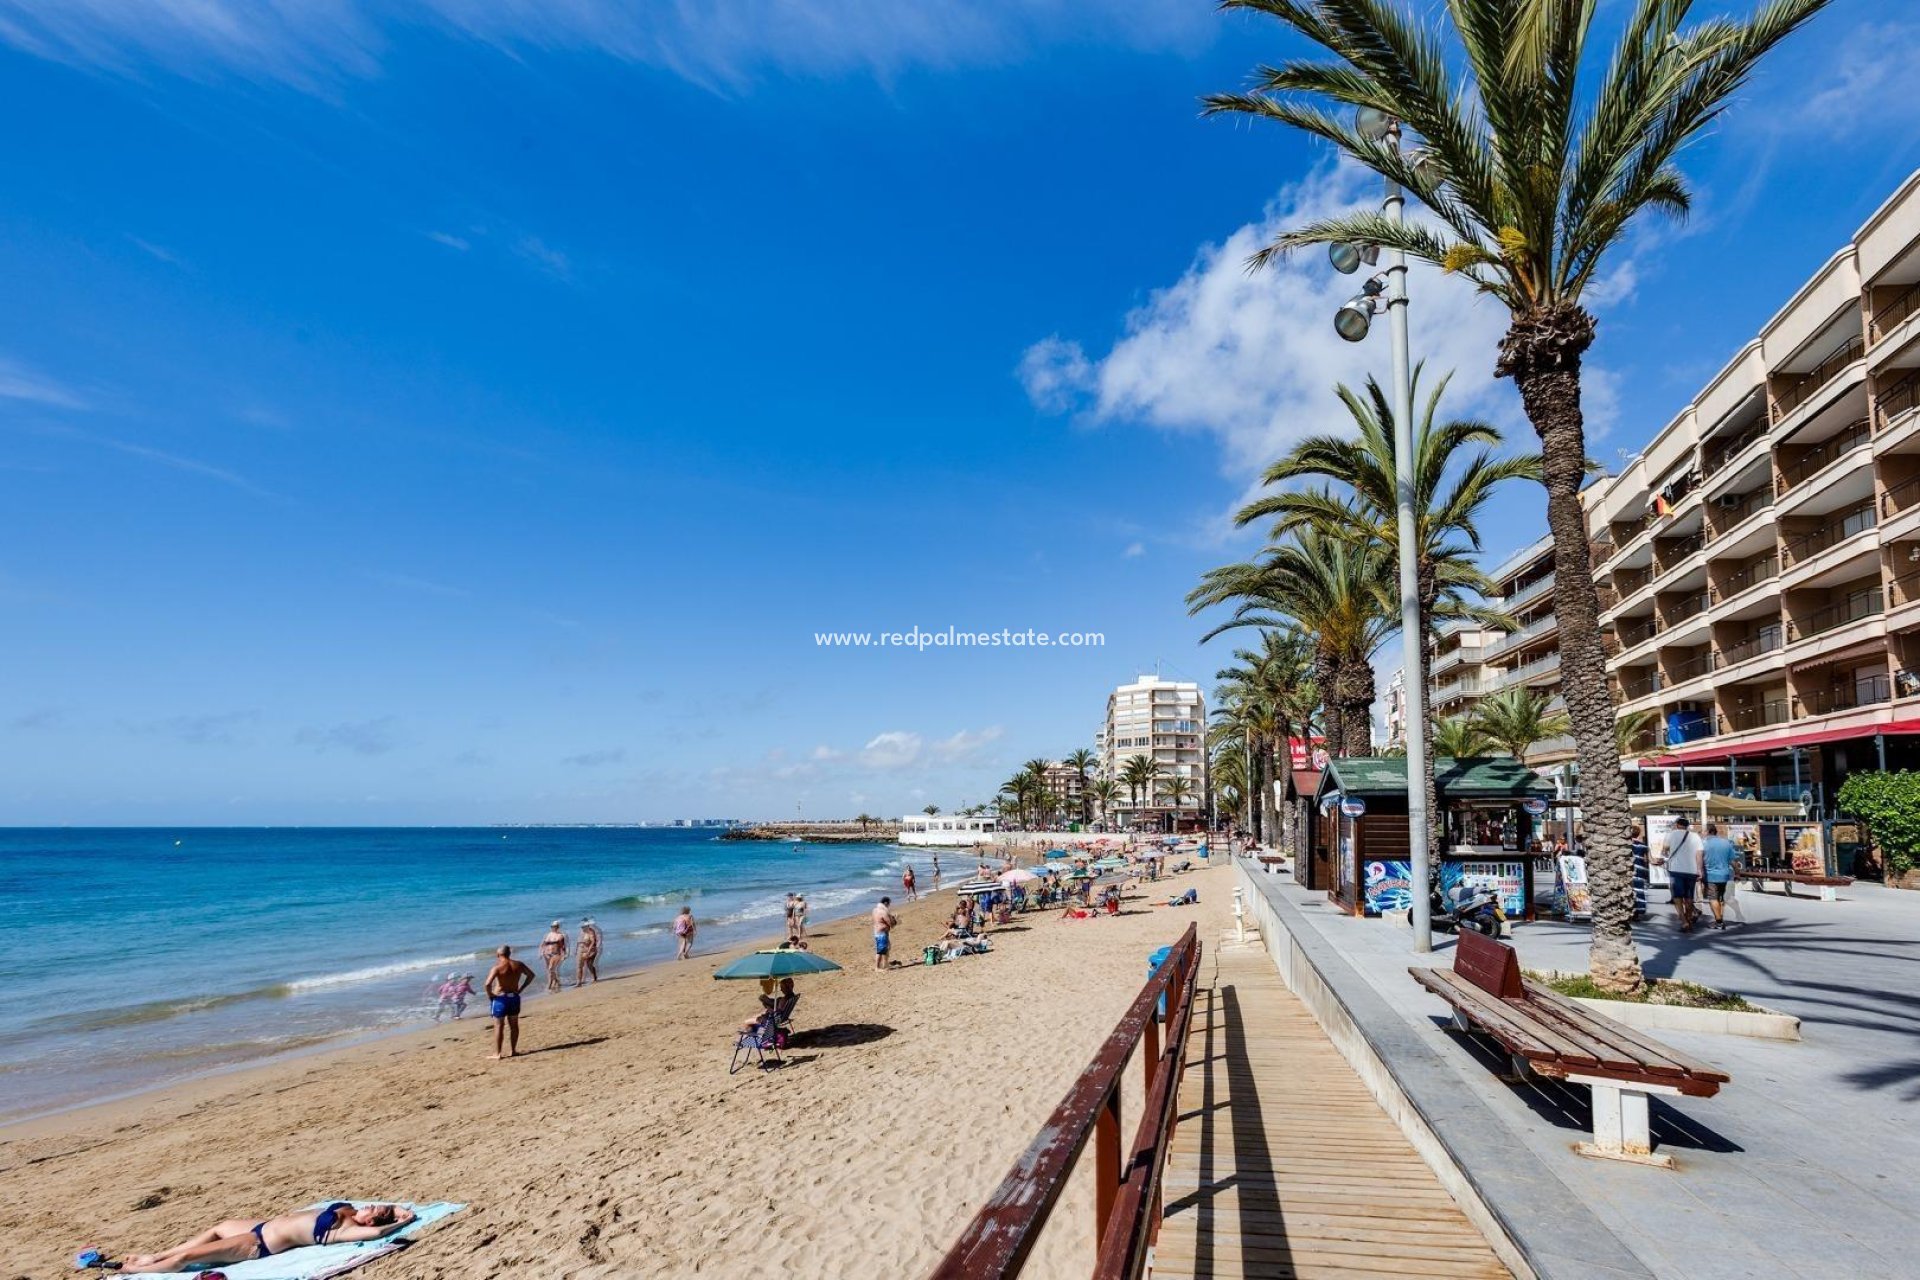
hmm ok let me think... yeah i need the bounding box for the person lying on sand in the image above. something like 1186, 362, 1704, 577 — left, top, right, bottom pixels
120, 1202, 413, 1272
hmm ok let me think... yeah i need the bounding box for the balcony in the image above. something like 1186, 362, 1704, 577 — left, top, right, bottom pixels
1773, 334, 1866, 420
1795, 674, 1893, 718
1719, 700, 1792, 734
1652, 531, 1707, 578
1485, 612, 1559, 659
1703, 419, 1769, 479
1715, 554, 1780, 603
1781, 501, 1878, 570
1664, 650, 1719, 684
1661, 591, 1714, 628
1706, 488, 1774, 543
1497, 652, 1562, 689
1719, 626, 1785, 668
1504, 572, 1556, 612
1620, 670, 1663, 701
1890, 568, 1920, 614
1872, 282, 1920, 345
1788, 588, 1885, 642
1434, 676, 1489, 703
1775, 418, 1872, 496
1613, 616, 1660, 651
1878, 371, 1920, 432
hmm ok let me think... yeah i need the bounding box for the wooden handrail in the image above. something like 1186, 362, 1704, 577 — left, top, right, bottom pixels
931, 923, 1202, 1280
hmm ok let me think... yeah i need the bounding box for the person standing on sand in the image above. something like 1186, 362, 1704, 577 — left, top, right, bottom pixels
903, 863, 918, 901
539, 920, 569, 992
673, 905, 696, 960
872, 896, 898, 970
794, 894, 809, 942
576, 917, 602, 985
931, 852, 941, 884
485, 945, 536, 1060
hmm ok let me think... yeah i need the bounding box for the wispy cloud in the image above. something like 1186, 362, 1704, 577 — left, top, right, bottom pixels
0, 356, 88, 410
127, 235, 185, 266
0, 1, 1208, 90
125, 709, 259, 745
562, 747, 627, 767
513, 235, 571, 280
425, 230, 471, 251
295, 716, 397, 756
1122, 541, 1145, 559
46, 425, 279, 498
367, 570, 469, 598
8, 707, 64, 731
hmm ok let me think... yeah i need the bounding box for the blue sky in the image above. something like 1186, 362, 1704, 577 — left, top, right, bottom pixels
2, 1, 1915, 824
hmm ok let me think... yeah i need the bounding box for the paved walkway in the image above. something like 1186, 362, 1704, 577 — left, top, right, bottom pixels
1156, 939, 1508, 1279
1249, 865, 1920, 1279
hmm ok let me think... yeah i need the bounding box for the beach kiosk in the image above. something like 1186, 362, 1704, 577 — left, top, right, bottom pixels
1312, 757, 1556, 919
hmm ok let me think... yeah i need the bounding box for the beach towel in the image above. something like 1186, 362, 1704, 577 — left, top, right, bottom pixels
123, 1201, 465, 1280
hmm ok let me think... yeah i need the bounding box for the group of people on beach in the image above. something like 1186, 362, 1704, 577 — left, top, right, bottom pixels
536, 917, 603, 989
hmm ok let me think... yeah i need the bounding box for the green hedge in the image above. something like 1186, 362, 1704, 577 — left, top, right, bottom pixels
1836, 771, 1920, 878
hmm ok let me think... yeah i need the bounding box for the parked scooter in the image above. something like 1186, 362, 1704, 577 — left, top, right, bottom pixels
1432, 881, 1505, 936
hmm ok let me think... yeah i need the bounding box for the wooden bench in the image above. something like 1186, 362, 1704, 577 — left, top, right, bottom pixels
1741, 869, 1853, 900
1411, 931, 1729, 1168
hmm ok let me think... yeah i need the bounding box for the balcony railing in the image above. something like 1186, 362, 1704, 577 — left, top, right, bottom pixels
1498, 652, 1562, 688
1878, 371, 1920, 430
1661, 591, 1714, 627
1873, 281, 1920, 343
1664, 650, 1718, 684
1716, 553, 1780, 600
1796, 674, 1893, 718
1775, 418, 1872, 494
1703, 419, 1768, 477
1719, 700, 1792, 734
1613, 566, 1653, 598
1781, 501, 1877, 567
1882, 473, 1920, 521
1614, 617, 1660, 649
1788, 588, 1885, 642
1653, 531, 1706, 575
1891, 568, 1920, 609
1773, 334, 1866, 419
1706, 488, 1773, 541
1434, 677, 1489, 702
1504, 572, 1556, 611
1719, 625, 1784, 667
1486, 612, 1558, 657
1621, 670, 1662, 700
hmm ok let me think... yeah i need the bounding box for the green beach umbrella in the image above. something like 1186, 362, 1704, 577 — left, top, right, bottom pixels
712, 950, 844, 981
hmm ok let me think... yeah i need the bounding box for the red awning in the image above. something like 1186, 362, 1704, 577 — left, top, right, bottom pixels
1645, 715, 1920, 767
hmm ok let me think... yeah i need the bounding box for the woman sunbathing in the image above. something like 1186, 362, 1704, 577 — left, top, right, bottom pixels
122, 1202, 413, 1272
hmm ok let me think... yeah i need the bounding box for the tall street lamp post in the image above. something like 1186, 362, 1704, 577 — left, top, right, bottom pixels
1331, 106, 1432, 953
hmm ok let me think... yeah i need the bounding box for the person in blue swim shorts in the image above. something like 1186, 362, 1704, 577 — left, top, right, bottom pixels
871, 896, 898, 971
484, 944, 537, 1060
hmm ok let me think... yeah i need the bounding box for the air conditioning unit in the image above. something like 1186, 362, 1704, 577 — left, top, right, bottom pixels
1715, 493, 1745, 510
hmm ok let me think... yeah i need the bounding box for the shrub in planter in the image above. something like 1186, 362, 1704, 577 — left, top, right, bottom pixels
1837, 772, 1920, 882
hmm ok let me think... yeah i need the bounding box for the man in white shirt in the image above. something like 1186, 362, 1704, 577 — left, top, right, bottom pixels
1656, 817, 1704, 933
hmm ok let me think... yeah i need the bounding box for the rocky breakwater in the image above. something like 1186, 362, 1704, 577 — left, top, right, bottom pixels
721, 820, 901, 843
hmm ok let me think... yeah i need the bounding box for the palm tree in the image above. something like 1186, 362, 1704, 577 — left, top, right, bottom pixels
922, 804, 940, 817
1089, 778, 1122, 828
1431, 715, 1493, 759
1473, 688, 1571, 763
1064, 747, 1099, 824
1206, 0, 1830, 990
1237, 369, 1533, 863
1191, 527, 1392, 756
1163, 775, 1195, 813
1120, 754, 1159, 819
1615, 709, 1661, 759
854, 812, 874, 834
1210, 630, 1318, 849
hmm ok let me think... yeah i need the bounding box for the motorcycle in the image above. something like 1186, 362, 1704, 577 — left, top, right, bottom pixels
1432, 881, 1505, 937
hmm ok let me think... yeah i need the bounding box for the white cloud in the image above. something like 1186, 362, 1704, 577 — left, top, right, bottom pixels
1122, 541, 1145, 559
1023, 162, 1520, 489
514, 235, 571, 279
1793, 23, 1920, 135
295, 716, 397, 756
0, 0, 1208, 89
426, 230, 471, 251
0, 356, 87, 409
859, 730, 922, 770
927, 725, 1003, 763
367, 570, 469, 598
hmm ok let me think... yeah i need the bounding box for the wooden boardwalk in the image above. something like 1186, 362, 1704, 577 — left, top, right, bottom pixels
1154, 944, 1509, 1279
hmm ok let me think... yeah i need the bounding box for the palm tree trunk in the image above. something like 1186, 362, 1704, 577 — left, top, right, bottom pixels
1502, 306, 1642, 993
1314, 648, 1345, 759
1337, 660, 1375, 756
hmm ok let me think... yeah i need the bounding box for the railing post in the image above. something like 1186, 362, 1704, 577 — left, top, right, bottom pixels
1095, 1090, 1122, 1247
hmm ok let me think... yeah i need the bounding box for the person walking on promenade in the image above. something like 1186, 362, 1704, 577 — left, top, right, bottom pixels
673, 905, 696, 960
485, 945, 536, 1060
872, 897, 898, 971
576, 917, 602, 985
539, 920, 569, 992
902, 863, 918, 901
1700, 824, 1740, 931
1655, 817, 1704, 933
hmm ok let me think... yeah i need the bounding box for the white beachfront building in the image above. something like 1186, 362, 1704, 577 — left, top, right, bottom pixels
1101, 674, 1206, 829
899, 814, 999, 846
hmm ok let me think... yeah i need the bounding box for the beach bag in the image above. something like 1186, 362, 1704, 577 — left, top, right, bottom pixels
923, 945, 943, 966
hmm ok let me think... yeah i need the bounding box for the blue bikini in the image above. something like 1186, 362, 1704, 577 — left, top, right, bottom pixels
250, 1202, 351, 1257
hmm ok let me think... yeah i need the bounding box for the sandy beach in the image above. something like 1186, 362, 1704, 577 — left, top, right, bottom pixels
1, 861, 1230, 1279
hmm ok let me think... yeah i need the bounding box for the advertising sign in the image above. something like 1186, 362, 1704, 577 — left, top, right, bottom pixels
1645, 813, 1680, 887
1782, 822, 1826, 876
1289, 735, 1330, 771
1522, 797, 1550, 817
1340, 795, 1368, 818
1363, 859, 1414, 915
1554, 854, 1592, 920
1441, 860, 1527, 917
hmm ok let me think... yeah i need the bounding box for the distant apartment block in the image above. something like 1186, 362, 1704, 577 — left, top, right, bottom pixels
1101, 674, 1206, 828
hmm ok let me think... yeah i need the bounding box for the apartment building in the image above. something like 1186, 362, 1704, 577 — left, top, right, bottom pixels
1586, 170, 1920, 812
1041, 760, 1088, 819
1383, 669, 1408, 750
1101, 674, 1206, 828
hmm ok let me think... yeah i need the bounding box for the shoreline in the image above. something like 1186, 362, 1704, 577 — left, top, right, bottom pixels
1, 861, 1228, 1278
2, 859, 950, 1140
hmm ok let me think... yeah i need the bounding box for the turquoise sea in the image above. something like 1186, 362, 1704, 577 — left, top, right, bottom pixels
0, 827, 911, 1121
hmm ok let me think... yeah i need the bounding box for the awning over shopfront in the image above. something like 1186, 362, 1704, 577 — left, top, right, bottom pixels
1643, 716, 1920, 768
1627, 792, 1805, 819
1317, 756, 1554, 802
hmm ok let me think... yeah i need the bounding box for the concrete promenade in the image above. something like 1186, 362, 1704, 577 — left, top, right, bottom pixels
1241, 860, 1920, 1279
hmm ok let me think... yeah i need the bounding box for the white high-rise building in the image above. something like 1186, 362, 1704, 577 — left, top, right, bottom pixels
1100, 674, 1206, 828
